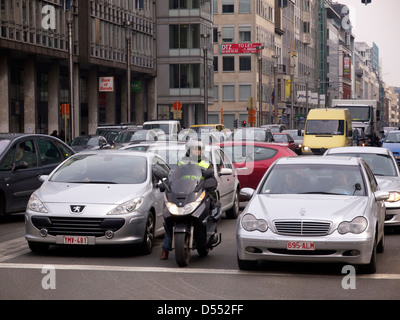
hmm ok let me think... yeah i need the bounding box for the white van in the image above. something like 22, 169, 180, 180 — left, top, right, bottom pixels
142, 120, 181, 141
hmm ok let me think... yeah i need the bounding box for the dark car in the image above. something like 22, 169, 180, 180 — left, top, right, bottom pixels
0, 133, 74, 216
70, 134, 110, 152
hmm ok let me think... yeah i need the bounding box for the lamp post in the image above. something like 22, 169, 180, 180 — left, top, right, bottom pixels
304, 71, 310, 116
201, 33, 210, 124
272, 54, 279, 124
257, 45, 264, 126
124, 20, 132, 123
66, 5, 74, 142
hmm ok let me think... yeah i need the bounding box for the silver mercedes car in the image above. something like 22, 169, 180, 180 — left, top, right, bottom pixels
25, 150, 170, 254
324, 146, 400, 228
237, 156, 389, 274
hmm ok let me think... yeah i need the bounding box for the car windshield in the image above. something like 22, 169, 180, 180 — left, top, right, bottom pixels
260, 164, 365, 196
233, 129, 267, 141
384, 132, 400, 143
273, 134, 288, 143
71, 136, 98, 146
326, 153, 397, 177
143, 123, 170, 134
0, 139, 11, 155
169, 163, 203, 195
306, 120, 344, 135
50, 153, 147, 184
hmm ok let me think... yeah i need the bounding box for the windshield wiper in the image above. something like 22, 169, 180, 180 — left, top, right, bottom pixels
299, 191, 337, 195
71, 180, 117, 184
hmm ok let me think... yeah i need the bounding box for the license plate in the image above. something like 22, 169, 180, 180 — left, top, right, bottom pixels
63, 236, 89, 245
287, 241, 315, 251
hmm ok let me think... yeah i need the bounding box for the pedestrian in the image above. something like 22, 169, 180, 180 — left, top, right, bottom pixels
50, 130, 59, 138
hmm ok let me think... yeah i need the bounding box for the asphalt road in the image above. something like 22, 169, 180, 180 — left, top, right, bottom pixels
0, 212, 400, 303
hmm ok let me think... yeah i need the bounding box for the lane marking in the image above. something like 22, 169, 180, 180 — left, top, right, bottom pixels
0, 262, 399, 280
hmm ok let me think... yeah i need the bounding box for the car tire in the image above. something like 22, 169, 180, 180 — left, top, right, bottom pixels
139, 212, 155, 255
28, 241, 49, 253
237, 254, 258, 270
377, 231, 385, 254
226, 188, 239, 219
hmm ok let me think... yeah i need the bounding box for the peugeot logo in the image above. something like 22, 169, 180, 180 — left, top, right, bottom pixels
70, 205, 86, 214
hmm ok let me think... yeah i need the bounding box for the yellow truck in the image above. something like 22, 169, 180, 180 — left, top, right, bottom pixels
302, 108, 353, 155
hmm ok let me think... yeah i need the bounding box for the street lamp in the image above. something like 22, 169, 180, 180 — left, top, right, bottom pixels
272, 54, 280, 124
124, 20, 132, 123
201, 33, 210, 124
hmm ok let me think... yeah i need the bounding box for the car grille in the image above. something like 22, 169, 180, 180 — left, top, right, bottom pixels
274, 220, 331, 236
31, 216, 125, 237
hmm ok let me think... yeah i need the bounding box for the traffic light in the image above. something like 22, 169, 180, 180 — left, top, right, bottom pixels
361, 0, 371, 5
241, 120, 246, 127
233, 119, 238, 128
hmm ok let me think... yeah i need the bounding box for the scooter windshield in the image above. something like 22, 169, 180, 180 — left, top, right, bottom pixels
169, 163, 203, 195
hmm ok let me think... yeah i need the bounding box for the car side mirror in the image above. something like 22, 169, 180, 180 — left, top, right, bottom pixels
240, 188, 255, 201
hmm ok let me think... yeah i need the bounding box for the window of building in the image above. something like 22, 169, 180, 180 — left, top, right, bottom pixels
223, 84, 235, 101
239, 0, 251, 13
222, 0, 234, 13
223, 56, 235, 72
239, 26, 251, 42
214, 84, 219, 101
222, 26, 234, 43
170, 64, 200, 89
169, 24, 200, 49
169, 0, 200, 9
239, 56, 251, 71
239, 84, 252, 101
214, 56, 219, 71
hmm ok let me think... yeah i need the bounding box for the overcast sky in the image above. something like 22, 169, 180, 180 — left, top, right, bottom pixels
340, 0, 399, 87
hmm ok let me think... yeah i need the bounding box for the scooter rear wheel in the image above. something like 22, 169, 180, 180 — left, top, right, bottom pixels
175, 233, 190, 267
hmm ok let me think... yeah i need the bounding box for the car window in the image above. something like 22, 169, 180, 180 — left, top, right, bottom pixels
0, 144, 16, 170
152, 156, 170, 182
38, 138, 63, 166
54, 140, 73, 158
14, 140, 38, 168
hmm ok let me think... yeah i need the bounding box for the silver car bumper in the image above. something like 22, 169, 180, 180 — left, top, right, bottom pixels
384, 205, 400, 227
25, 211, 149, 246
237, 231, 375, 265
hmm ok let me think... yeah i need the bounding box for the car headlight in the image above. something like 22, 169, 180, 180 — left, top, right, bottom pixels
338, 216, 368, 235
387, 191, 400, 202
303, 146, 311, 152
27, 194, 48, 213
166, 192, 205, 216
241, 213, 268, 232
107, 197, 144, 215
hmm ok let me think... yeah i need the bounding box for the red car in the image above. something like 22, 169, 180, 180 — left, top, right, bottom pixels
272, 132, 297, 152
217, 141, 297, 192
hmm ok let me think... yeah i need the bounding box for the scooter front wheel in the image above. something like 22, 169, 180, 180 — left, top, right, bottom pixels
174, 232, 190, 267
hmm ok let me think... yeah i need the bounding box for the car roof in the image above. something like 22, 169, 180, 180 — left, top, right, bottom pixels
217, 141, 288, 149
275, 155, 361, 166
73, 149, 158, 158
0, 133, 54, 140
326, 146, 389, 155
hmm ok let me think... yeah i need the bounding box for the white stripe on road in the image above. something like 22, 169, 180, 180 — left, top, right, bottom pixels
0, 262, 400, 280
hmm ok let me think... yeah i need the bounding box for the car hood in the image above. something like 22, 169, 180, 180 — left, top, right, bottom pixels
376, 176, 400, 192
246, 194, 367, 223
36, 181, 148, 204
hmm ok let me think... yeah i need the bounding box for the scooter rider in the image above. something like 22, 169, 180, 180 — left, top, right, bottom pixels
160, 139, 220, 260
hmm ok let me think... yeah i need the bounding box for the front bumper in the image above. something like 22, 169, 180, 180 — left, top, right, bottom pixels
237, 230, 375, 265
384, 204, 400, 227
25, 210, 149, 246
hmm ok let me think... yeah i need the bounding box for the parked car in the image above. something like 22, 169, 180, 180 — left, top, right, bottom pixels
272, 132, 297, 153
237, 156, 388, 274
0, 133, 74, 216
230, 127, 274, 143
25, 150, 170, 254
282, 129, 304, 155
70, 134, 110, 152
382, 130, 400, 164
124, 141, 241, 219
217, 141, 297, 191
324, 146, 400, 228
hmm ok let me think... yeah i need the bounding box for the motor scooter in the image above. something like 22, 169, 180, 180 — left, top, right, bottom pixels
161, 163, 222, 267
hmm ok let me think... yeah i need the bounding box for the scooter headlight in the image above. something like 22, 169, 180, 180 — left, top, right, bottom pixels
166, 192, 206, 216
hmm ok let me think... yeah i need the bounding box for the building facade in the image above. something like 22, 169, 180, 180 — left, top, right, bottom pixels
0, 0, 157, 140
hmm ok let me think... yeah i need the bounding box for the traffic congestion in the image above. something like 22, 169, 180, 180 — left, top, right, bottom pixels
1, 119, 399, 273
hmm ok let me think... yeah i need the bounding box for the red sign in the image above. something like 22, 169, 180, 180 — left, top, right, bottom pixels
61, 104, 69, 116
99, 77, 114, 92
173, 101, 182, 110
220, 43, 262, 54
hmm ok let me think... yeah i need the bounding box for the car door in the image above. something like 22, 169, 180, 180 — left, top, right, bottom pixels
0, 138, 42, 213
212, 148, 235, 211
151, 155, 170, 234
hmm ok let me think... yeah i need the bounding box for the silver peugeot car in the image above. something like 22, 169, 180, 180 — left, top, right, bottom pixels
324, 146, 400, 228
25, 150, 170, 254
237, 156, 389, 274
